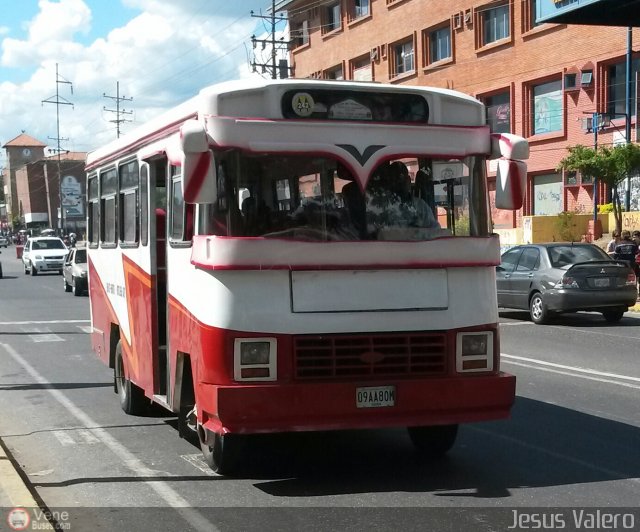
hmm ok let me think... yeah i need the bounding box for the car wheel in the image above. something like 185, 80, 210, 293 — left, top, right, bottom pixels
200, 430, 243, 475
73, 277, 82, 297
529, 292, 548, 324
0, 264, 3, 278
602, 309, 625, 323
31, 263, 38, 276
24, 263, 29, 275
64, 276, 72, 292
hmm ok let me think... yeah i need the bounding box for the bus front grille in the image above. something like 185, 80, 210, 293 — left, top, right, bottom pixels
294, 333, 447, 380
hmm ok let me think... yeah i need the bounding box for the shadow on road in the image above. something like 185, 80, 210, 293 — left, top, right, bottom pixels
24, 397, 640, 499
500, 309, 640, 327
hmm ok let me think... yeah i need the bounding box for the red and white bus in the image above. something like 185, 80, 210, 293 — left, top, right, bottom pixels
86, 79, 528, 474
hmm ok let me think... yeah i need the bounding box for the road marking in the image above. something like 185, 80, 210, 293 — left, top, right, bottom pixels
53, 429, 101, 446
499, 321, 534, 326
53, 431, 76, 446
502, 353, 640, 389
0, 342, 216, 532
78, 326, 93, 334
21, 327, 65, 343
181, 454, 218, 476
31, 334, 65, 343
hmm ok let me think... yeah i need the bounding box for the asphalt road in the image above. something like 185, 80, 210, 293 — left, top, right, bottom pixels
1, 252, 639, 531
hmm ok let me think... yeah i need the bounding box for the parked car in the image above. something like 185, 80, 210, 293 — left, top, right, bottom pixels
0, 235, 8, 248
21, 237, 68, 276
496, 243, 637, 324
63, 247, 88, 296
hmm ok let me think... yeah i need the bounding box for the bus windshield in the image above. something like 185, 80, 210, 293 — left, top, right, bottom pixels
199, 152, 492, 242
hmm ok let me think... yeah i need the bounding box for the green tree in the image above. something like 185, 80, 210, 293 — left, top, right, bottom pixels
557, 143, 640, 233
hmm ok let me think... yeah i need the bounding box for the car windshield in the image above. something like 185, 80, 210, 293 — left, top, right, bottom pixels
31, 239, 65, 250
75, 249, 87, 263
198, 152, 492, 242
548, 245, 610, 267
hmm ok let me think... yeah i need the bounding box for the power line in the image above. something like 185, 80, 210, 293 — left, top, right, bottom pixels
41, 63, 73, 233
251, 0, 292, 79
103, 81, 133, 139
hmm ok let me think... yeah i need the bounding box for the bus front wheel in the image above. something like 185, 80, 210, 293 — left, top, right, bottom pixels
200, 429, 242, 475
407, 424, 458, 457
114, 341, 148, 415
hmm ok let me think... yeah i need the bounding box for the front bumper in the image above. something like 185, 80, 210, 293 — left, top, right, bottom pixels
544, 287, 637, 312
198, 373, 516, 435
33, 259, 64, 271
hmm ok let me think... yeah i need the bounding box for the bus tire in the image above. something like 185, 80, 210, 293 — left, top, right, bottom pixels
407, 424, 458, 457
200, 430, 242, 476
114, 340, 148, 415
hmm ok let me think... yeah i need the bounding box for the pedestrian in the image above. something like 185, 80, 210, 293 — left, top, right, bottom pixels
606, 230, 621, 255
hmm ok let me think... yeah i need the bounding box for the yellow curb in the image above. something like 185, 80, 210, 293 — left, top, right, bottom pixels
0, 444, 38, 507
629, 304, 640, 313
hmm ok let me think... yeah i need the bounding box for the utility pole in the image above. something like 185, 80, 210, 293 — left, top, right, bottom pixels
42, 63, 73, 235
250, 0, 293, 79
103, 81, 133, 138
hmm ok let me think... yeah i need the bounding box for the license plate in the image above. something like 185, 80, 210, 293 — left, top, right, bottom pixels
356, 386, 396, 408
594, 278, 610, 287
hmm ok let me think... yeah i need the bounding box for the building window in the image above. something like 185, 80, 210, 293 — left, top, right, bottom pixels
564, 73, 577, 90
349, 0, 370, 20
533, 173, 562, 216
351, 56, 372, 81
292, 19, 309, 47
323, 2, 342, 34
324, 64, 344, 80
532, 79, 562, 135
607, 59, 640, 118
427, 25, 451, 64
523, 0, 542, 32
483, 91, 511, 133
392, 39, 414, 77
481, 3, 509, 46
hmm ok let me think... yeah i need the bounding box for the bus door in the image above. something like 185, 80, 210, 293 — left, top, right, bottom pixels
147, 156, 169, 398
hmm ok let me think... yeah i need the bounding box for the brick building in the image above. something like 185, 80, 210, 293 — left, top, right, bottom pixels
277, 0, 640, 230
2, 133, 86, 235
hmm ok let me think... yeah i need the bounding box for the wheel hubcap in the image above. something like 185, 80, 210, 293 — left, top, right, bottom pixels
532, 298, 542, 319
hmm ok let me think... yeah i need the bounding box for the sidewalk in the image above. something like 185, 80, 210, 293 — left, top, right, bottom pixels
0, 439, 38, 508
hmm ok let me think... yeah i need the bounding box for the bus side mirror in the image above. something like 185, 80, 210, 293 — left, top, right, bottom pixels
495, 159, 527, 210
180, 120, 217, 204
491, 133, 528, 211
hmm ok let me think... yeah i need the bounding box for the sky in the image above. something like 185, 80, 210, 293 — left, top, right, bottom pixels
0, 0, 288, 167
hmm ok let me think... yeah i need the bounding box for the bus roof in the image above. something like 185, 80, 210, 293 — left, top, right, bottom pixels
86, 78, 485, 169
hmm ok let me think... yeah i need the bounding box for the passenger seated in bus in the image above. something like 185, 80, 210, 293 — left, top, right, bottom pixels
241, 196, 271, 236
366, 161, 439, 237
338, 164, 366, 238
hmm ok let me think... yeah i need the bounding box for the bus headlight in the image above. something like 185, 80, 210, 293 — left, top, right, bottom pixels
456, 331, 494, 373
234, 338, 277, 381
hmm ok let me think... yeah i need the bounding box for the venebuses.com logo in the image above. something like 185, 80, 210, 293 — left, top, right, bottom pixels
6, 507, 71, 530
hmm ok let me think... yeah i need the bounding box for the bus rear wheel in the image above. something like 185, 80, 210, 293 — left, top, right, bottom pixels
114, 340, 148, 415
407, 424, 458, 457
200, 429, 242, 475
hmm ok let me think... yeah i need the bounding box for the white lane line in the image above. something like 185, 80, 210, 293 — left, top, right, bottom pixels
78, 326, 93, 334
0, 343, 216, 532
502, 353, 640, 390
31, 334, 65, 343
499, 322, 534, 326
181, 454, 218, 477
53, 431, 76, 447
0, 320, 90, 325
77, 429, 101, 444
